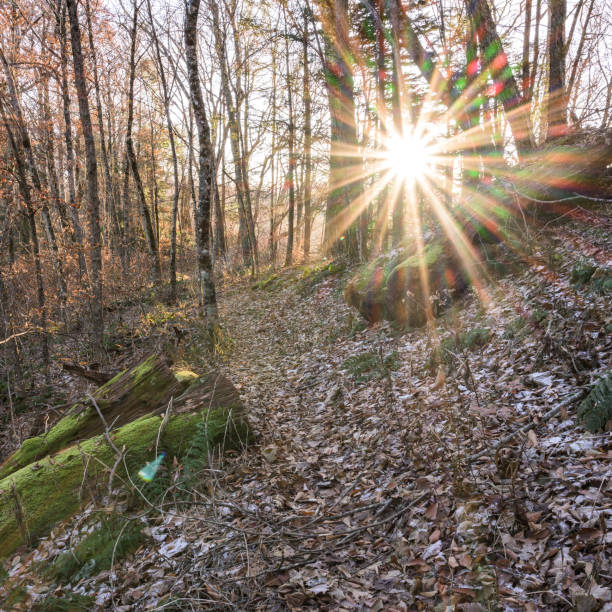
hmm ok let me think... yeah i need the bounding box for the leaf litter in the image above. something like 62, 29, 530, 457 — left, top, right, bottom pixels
1, 226, 611, 611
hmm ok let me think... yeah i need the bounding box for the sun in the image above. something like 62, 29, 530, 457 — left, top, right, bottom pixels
383, 131, 433, 182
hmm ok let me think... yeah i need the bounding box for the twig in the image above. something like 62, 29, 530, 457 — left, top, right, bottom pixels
87, 393, 125, 496
469, 390, 586, 461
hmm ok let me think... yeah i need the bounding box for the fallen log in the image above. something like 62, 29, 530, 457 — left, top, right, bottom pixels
0, 354, 184, 480
0, 356, 251, 558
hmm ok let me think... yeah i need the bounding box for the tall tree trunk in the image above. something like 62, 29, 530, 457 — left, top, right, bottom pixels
85, 0, 120, 251
125, 0, 161, 287
66, 0, 104, 354
208, 0, 257, 274
284, 13, 295, 267
465, 0, 530, 156
185, 0, 218, 332
388, 0, 405, 246
0, 48, 67, 314
522, 0, 533, 101
547, 0, 567, 139
302, 12, 312, 262
567, 0, 595, 104
322, 0, 359, 259
145, 0, 180, 301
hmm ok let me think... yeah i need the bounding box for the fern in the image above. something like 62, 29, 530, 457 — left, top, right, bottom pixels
181, 419, 211, 488
578, 372, 612, 433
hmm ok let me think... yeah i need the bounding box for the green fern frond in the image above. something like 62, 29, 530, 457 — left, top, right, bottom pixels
578, 372, 612, 433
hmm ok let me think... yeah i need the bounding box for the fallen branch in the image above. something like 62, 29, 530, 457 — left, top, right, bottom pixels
470, 390, 586, 461
63, 362, 117, 385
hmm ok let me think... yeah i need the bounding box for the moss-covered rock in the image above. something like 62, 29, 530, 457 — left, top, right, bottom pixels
0, 362, 250, 559
344, 241, 471, 326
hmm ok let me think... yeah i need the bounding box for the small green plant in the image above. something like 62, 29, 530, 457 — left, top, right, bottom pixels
443, 328, 490, 362
578, 372, 612, 433
45, 514, 146, 583
503, 316, 529, 340
342, 350, 399, 383
571, 260, 597, 285
33, 593, 95, 611
180, 419, 214, 488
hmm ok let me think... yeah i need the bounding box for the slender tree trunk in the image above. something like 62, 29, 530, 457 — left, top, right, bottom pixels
145, 0, 180, 300
85, 0, 120, 251
185, 0, 218, 332
567, 0, 595, 102
522, 0, 533, 100
209, 0, 257, 274
125, 0, 161, 286
66, 0, 104, 354
322, 0, 359, 259
389, 0, 405, 246
465, 0, 530, 155
302, 12, 312, 262
284, 14, 295, 267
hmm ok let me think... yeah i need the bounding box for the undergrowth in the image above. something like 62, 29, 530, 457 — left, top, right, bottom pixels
32, 592, 95, 611
578, 372, 612, 432
342, 350, 399, 383
44, 514, 146, 584
431, 327, 491, 367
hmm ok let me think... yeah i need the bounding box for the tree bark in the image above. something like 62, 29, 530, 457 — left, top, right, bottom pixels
547, 0, 568, 139
146, 0, 181, 300
185, 0, 218, 332
284, 12, 296, 267
0, 98, 49, 372
66, 0, 104, 354
125, 0, 162, 287
302, 12, 312, 262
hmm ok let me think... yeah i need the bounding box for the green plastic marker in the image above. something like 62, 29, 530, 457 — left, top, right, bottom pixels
138, 452, 166, 482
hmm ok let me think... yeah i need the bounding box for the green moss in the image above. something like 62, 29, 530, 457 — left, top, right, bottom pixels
44, 514, 145, 583
390, 243, 443, 277
252, 273, 280, 291
0, 406, 250, 558
297, 260, 346, 295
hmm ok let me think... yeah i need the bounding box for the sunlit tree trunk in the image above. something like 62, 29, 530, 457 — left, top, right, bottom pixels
547, 0, 567, 139
146, 0, 181, 300
302, 11, 312, 262
322, 0, 359, 259
209, 0, 257, 274
185, 0, 218, 332
57, 10, 88, 280
85, 0, 120, 252
284, 12, 296, 267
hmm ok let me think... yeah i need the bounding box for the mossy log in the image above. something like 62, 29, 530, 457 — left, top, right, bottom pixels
0, 359, 250, 558
0, 355, 184, 480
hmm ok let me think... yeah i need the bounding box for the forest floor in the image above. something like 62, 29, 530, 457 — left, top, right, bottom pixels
1, 208, 611, 611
